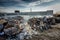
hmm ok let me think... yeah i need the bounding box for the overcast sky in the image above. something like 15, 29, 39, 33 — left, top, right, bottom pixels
0, 0, 60, 13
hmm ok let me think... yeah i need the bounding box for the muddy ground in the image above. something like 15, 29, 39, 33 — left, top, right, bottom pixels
25, 23, 60, 40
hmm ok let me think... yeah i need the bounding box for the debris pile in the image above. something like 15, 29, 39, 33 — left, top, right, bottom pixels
0, 16, 59, 40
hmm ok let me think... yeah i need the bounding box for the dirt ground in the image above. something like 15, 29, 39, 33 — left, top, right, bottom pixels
25, 23, 60, 40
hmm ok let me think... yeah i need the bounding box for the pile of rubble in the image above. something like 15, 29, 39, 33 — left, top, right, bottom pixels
0, 16, 58, 40
0, 16, 40, 40
17, 22, 39, 40
28, 17, 53, 32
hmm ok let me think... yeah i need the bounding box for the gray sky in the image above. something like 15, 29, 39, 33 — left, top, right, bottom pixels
0, 0, 60, 13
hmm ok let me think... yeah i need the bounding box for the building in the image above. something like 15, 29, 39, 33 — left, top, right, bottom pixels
20, 10, 53, 15
0, 10, 53, 18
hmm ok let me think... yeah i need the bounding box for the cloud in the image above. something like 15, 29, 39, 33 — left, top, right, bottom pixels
22, 0, 38, 2
41, 0, 54, 2
0, 0, 23, 7
0, 0, 60, 13
15, 0, 54, 8
26, 0, 54, 7
47, 3, 60, 13
0, 0, 55, 7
